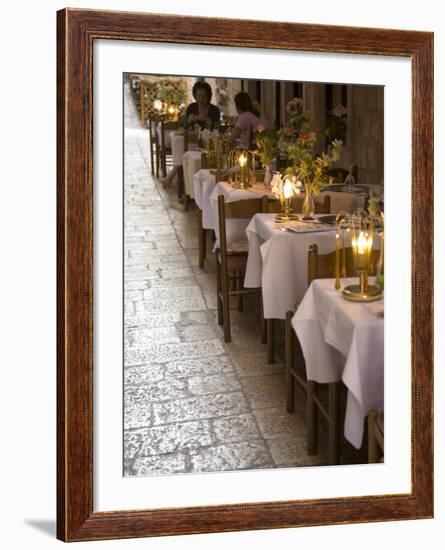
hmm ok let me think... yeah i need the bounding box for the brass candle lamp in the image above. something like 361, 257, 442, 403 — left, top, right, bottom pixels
341, 214, 383, 302
271, 173, 300, 222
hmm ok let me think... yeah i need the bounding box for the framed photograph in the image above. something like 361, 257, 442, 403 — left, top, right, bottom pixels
57, 8, 433, 542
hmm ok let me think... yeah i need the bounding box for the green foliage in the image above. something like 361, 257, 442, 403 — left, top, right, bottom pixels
255, 128, 279, 164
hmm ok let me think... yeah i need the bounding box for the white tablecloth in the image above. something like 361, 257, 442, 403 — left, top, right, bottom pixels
193, 169, 216, 229
183, 151, 202, 198
244, 214, 338, 319
170, 132, 184, 166
291, 278, 384, 449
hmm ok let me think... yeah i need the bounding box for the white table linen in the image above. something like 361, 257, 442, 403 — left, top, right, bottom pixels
244, 214, 338, 319
193, 170, 216, 229
291, 278, 384, 449
183, 151, 202, 198
170, 132, 184, 166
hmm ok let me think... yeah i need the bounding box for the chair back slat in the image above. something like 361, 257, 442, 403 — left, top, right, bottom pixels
307, 243, 380, 286
261, 194, 330, 215
223, 197, 263, 220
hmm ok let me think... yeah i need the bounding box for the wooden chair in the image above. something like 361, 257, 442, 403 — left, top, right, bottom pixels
368, 410, 384, 463
197, 168, 229, 270
262, 194, 331, 364
216, 195, 264, 343
159, 119, 180, 177
148, 115, 161, 177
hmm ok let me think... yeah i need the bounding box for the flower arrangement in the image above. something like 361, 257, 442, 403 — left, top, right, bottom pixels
325, 104, 347, 144
286, 134, 343, 194
255, 128, 279, 165
283, 97, 310, 138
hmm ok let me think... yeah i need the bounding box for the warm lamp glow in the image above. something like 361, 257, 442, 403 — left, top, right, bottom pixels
352, 231, 373, 255
153, 99, 163, 111
283, 177, 294, 199
238, 153, 247, 167
167, 105, 176, 114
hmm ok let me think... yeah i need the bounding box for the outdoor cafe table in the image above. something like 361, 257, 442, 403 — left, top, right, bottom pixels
291, 278, 384, 449
244, 214, 338, 319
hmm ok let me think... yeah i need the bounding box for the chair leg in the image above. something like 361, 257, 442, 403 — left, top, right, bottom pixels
328, 381, 341, 465
198, 211, 206, 269
149, 141, 155, 175
184, 194, 190, 212
285, 311, 295, 413
177, 167, 184, 201
267, 319, 275, 364
215, 254, 223, 326
237, 271, 244, 312
307, 381, 319, 455
260, 298, 267, 345
368, 411, 380, 463
155, 145, 160, 178
221, 268, 231, 342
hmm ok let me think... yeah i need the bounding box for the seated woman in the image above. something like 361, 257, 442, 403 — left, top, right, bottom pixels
184, 81, 221, 130
231, 91, 270, 150
160, 81, 220, 186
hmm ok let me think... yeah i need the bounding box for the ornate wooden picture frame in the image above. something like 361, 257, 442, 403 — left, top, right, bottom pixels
57, 8, 433, 542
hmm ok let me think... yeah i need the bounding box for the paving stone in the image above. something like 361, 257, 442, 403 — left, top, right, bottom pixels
125, 339, 224, 366
212, 413, 261, 444
124, 419, 213, 459
159, 267, 195, 279
189, 440, 273, 472
181, 324, 217, 341
266, 435, 327, 468
163, 354, 234, 378
124, 394, 153, 430
152, 392, 249, 425
230, 352, 285, 378
126, 326, 180, 347
124, 279, 150, 290
143, 285, 203, 302
125, 364, 164, 386
188, 373, 241, 395
124, 289, 143, 302
240, 374, 287, 410
253, 407, 306, 440
134, 295, 206, 314
131, 453, 189, 476
125, 378, 188, 407
124, 312, 180, 329
124, 269, 160, 281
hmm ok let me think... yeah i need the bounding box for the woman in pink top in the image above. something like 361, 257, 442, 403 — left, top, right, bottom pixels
232, 91, 270, 149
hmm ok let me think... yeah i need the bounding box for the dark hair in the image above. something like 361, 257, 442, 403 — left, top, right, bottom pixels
192, 81, 212, 102
234, 91, 260, 117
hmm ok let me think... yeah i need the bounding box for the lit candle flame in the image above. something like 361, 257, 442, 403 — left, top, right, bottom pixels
352, 231, 373, 255
238, 153, 247, 167
283, 177, 294, 199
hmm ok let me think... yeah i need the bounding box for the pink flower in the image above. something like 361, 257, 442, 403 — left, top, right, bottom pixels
298, 131, 316, 144
332, 104, 347, 117
286, 97, 303, 112
283, 127, 294, 137
256, 123, 265, 132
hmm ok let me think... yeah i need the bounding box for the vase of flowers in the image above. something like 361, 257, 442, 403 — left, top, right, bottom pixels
285, 132, 343, 219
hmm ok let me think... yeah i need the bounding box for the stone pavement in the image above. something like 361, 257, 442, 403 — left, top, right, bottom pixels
123, 82, 368, 477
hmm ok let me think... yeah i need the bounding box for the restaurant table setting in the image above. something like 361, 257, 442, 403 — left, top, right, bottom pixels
244, 213, 339, 319
291, 277, 384, 449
